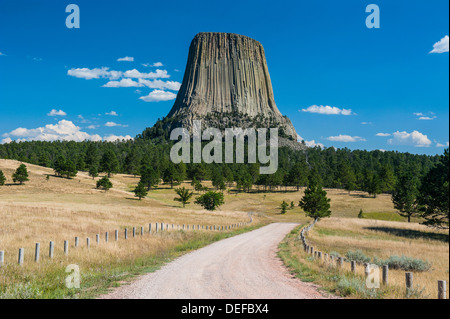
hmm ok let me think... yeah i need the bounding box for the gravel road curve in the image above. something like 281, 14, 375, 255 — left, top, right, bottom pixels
100, 223, 329, 299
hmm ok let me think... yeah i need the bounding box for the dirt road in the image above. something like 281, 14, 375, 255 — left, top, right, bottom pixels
101, 223, 328, 299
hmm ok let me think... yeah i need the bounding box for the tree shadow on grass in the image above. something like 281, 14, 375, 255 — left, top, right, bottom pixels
364, 226, 449, 243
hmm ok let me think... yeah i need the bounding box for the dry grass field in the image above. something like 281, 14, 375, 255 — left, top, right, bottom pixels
0, 159, 448, 298
279, 219, 449, 299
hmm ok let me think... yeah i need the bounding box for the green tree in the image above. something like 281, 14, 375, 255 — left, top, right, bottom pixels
338, 162, 356, 194
195, 191, 224, 211
417, 149, 449, 229
96, 176, 113, 192
89, 165, 99, 179
392, 165, 421, 222
140, 166, 159, 190
287, 161, 308, 191
12, 164, 29, 185
299, 175, 331, 221
280, 201, 289, 214
100, 149, 119, 177
163, 162, 181, 188
133, 181, 148, 200
174, 186, 194, 208
124, 149, 140, 176
0, 169, 6, 186
63, 159, 78, 179
378, 164, 396, 193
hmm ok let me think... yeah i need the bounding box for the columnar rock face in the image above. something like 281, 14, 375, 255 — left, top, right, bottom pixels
166, 32, 299, 142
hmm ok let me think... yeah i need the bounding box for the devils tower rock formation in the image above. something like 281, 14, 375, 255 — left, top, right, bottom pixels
149, 32, 302, 148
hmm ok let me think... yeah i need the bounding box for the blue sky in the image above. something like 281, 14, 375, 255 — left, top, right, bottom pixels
0, 0, 448, 154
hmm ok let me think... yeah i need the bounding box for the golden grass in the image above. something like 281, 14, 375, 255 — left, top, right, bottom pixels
302, 218, 449, 299
1, 158, 446, 299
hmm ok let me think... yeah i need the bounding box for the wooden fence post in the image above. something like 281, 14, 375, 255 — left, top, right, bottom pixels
49, 241, 54, 258
132, 227, 136, 237
0, 251, 4, 267
125, 228, 128, 239
156, 223, 159, 233
96, 234, 100, 244
140, 227, 144, 236
105, 232, 109, 243
18, 248, 24, 265
64, 240, 69, 255
86, 238, 90, 249
382, 265, 389, 285
115, 230, 119, 241
438, 280, 447, 299
351, 261, 356, 273
406, 272, 413, 295
75, 237, 79, 248
35, 243, 40, 262
161, 223, 164, 232
149, 224, 152, 233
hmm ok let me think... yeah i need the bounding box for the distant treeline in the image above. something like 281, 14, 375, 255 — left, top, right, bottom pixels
0, 138, 441, 197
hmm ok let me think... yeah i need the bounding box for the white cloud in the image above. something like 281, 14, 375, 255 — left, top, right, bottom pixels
430, 35, 449, 54
139, 90, 177, 102
388, 130, 432, 147
361, 122, 372, 125
418, 116, 437, 120
436, 142, 449, 147
413, 112, 424, 116
134, 89, 142, 94
2, 120, 132, 143
3, 120, 101, 142
86, 125, 99, 129
138, 79, 181, 91
105, 111, 118, 116
1, 137, 12, 144
105, 122, 128, 127
102, 78, 143, 88
68, 67, 122, 80
326, 135, 366, 142
117, 56, 134, 62
104, 135, 133, 142
376, 133, 391, 137
301, 105, 355, 115
47, 109, 67, 116
123, 69, 170, 79
143, 62, 164, 67
296, 134, 323, 148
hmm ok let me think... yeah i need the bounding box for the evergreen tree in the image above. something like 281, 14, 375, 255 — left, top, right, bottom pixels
418, 149, 449, 229
125, 149, 140, 176
174, 186, 194, 208
280, 201, 289, 214
12, 164, 29, 185
140, 166, 159, 190
100, 149, 119, 177
338, 162, 356, 194
378, 164, 396, 194
299, 174, 331, 221
195, 191, 224, 211
287, 161, 309, 191
0, 169, 6, 186
133, 181, 148, 200
96, 176, 113, 192
163, 162, 181, 188
85, 143, 99, 168
88, 165, 99, 179
54, 155, 66, 177
63, 159, 78, 179
392, 164, 421, 222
